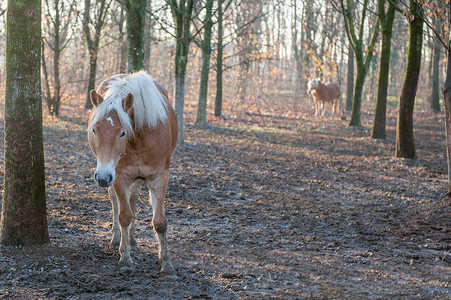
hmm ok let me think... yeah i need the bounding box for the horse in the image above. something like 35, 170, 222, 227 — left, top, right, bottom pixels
87, 71, 178, 275
307, 79, 340, 117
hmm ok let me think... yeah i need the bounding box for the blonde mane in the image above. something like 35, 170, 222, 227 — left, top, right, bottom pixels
89, 71, 168, 139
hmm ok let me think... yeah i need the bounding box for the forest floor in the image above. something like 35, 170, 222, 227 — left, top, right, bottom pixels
0, 103, 450, 299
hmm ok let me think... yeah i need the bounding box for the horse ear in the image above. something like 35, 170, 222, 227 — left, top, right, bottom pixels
90, 90, 104, 107
122, 93, 134, 113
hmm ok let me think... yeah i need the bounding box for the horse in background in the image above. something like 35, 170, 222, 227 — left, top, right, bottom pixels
307, 79, 341, 117
87, 71, 178, 275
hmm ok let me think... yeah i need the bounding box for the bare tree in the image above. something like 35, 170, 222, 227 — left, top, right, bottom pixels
372, 0, 398, 139
338, 0, 380, 126
83, 0, 112, 109
395, 0, 424, 159
124, 0, 147, 72
429, 5, 444, 112
42, 0, 76, 116
170, 0, 195, 143
195, 0, 214, 125
1, 0, 48, 245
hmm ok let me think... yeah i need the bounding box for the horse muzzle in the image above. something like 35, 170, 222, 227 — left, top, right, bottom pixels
94, 162, 116, 187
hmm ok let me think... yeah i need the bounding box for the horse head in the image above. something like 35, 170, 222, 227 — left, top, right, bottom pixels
88, 90, 134, 187
307, 79, 319, 94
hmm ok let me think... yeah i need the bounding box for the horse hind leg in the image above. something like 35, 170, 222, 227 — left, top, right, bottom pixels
147, 175, 176, 276
314, 99, 319, 116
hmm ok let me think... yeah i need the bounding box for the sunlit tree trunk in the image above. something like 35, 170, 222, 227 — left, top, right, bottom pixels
83, 0, 111, 109
372, 0, 397, 139
340, 0, 379, 126
144, 0, 153, 71
124, 0, 147, 72
42, 0, 75, 116
214, 0, 224, 117
346, 45, 354, 111
395, 0, 424, 159
292, 0, 304, 96
195, 0, 214, 125
171, 0, 194, 143
116, 5, 127, 73
430, 18, 441, 112
52, 8, 61, 116
1, 0, 49, 245
442, 2, 451, 193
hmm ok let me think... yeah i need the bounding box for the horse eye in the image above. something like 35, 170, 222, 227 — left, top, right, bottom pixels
120, 131, 126, 138
92, 128, 96, 135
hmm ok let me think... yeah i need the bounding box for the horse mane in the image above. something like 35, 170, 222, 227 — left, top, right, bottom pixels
89, 71, 168, 139
307, 78, 320, 91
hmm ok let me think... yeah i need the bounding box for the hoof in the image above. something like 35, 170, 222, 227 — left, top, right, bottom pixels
110, 235, 120, 249
160, 260, 176, 277
109, 240, 119, 249
118, 256, 134, 272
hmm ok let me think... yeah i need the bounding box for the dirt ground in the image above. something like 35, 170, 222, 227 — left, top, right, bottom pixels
0, 104, 450, 299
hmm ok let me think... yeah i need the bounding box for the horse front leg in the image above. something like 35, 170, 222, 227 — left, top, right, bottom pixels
108, 187, 121, 248
129, 180, 143, 249
113, 177, 134, 271
147, 174, 176, 276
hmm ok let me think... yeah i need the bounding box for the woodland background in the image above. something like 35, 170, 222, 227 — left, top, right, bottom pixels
0, 0, 450, 299
0, 0, 445, 121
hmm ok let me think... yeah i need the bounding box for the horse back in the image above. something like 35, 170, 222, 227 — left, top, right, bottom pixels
326, 82, 340, 100
154, 81, 178, 155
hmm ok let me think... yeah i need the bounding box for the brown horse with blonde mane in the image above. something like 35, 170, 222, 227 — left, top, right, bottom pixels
87, 71, 178, 275
307, 79, 340, 117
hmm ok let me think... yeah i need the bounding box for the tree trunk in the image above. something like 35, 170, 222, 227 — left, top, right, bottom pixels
49, 0, 61, 116
171, 0, 194, 144
372, 0, 397, 139
444, 48, 451, 192
346, 45, 354, 111
83, 0, 108, 109
144, 0, 152, 71
41, 42, 52, 103
1, 0, 49, 246
195, 0, 214, 126
442, 2, 451, 192
117, 5, 127, 73
349, 61, 365, 126
430, 33, 441, 112
85, 53, 98, 109
340, 0, 379, 126
395, 0, 423, 159
214, 0, 224, 117
125, 0, 147, 72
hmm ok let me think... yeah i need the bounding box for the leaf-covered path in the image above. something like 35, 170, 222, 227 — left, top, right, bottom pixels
0, 110, 450, 299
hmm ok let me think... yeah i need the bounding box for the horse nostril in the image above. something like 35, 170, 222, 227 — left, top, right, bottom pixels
94, 172, 98, 182
107, 175, 113, 184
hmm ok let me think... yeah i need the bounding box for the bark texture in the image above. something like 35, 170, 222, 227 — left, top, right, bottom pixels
214, 0, 224, 117
372, 0, 397, 139
125, 0, 147, 72
171, 0, 194, 143
395, 0, 424, 159
1, 0, 49, 245
195, 0, 214, 125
